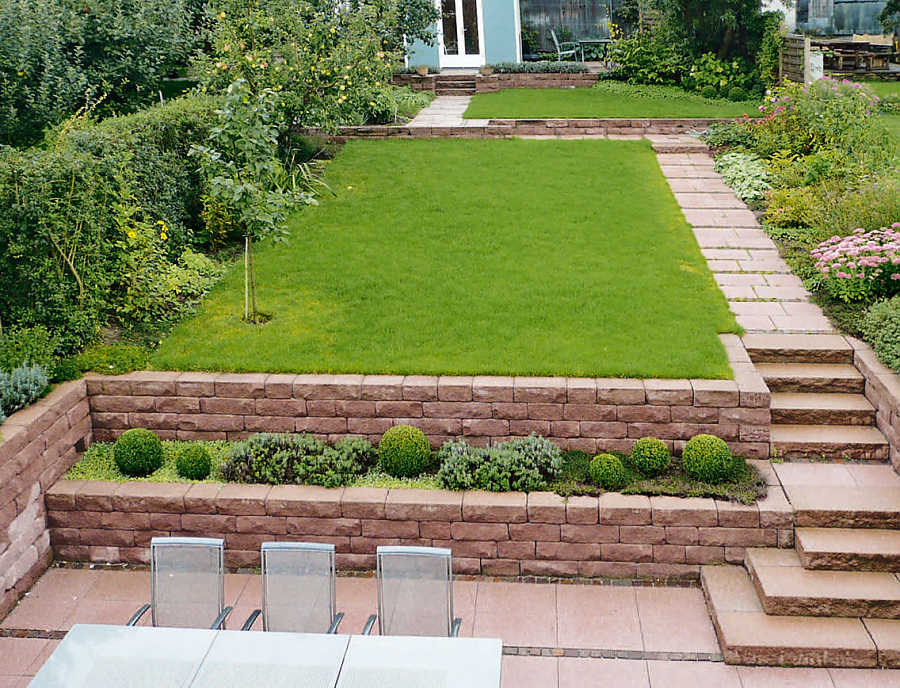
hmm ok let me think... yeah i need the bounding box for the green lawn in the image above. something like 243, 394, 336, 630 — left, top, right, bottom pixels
463, 82, 762, 120
153, 138, 738, 378
863, 80, 900, 100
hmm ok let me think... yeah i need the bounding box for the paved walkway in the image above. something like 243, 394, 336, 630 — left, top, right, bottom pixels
2, 567, 899, 687
409, 96, 489, 128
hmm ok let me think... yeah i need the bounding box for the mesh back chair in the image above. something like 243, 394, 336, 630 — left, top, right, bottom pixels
242, 542, 344, 633
127, 537, 232, 630
550, 30, 582, 62
364, 546, 461, 637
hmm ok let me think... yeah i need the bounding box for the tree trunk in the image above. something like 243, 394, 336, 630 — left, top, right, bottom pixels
244, 236, 250, 322
249, 238, 259, 323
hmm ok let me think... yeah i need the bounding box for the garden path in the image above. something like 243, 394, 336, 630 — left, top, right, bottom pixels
408, 96, 488, 128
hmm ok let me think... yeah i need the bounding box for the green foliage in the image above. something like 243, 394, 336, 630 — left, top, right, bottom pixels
685, 53, 758, 97
77, 343, 149, 375
488, 61, 589, 74
113, 428, 164, 477
714, 152, 771, 202
880, 0, 900, 31
0, 325, 58, 372
631, 437, 670, 478
50, 358, 83, 383
703, 121, 757, 150
379, 424, 432, 478
700, 85, 718, 100
605, 33, 689, 85
757, 12, 785, 88
435, 435, 563, 492
0, 0, 195, 147
69, 439, 231, 482
362, 0, 440, 52
728, 86, 747, 102
863, 296, 900, 371
0, 365, 49, 417
363, 85, 434, 125
682, 434, 733, 483
589, 453, 628, 490
176, 444, 212, 480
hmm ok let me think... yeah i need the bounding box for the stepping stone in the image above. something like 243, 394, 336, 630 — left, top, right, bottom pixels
786, 485, 900, 528
745, 548, 900, 619
770, 393, 876, 426
771, 424, 889, 461
796, 527, 900, 572
702, 565, 878, 667
755, 362, 864, 394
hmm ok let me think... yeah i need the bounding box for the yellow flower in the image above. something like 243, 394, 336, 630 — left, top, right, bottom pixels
16, 71, 25, 77
339, 84, 345, 91
160, 233, 168, 240
347, 185, 353, 190
127, 231, 136, 239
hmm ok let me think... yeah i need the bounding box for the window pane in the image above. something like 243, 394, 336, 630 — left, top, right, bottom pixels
441, 0, 458, 55
461, 0, 479, 55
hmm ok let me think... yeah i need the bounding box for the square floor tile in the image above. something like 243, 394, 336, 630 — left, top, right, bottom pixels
829, 668, 900, 687
473, 582, 557, 647
25, 569, 99, 601
556, 586, 642, 651
0, 637, 49, 675
502, 656, 558, 688
845, 465, 900, 489
646, 660, 741, 688
738, 666, 836, 688
773, 463, 855, 488
83, 570, 150, 602
635, 588, 719, 654
558, 658, 649, 688
63, 598, 154, 629
0, 594, 78, 631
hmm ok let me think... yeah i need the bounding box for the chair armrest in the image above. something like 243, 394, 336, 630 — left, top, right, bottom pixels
127, 604, 151, 627
241, 609, 261, 631
210, 606, 233, 630
327, 612, 344, 634
362, 614, 377, 635
450, 618, 462, 637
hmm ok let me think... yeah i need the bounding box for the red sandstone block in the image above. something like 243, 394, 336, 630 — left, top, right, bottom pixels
559, 524, 618, 544
233, 515, 286, 535
149, 512, 181, 530
698, 527, 776, 547
716, 501, 760, 528
691, 380, 739, 407
566, 437, 598, 453
481, 559, 519, 576
286, 517, 361, 537
758, 488, 792, 528
93, 412, 129, 430
50, 528, 81, 545
216, 484, 270, 515
472, 377, 514, 403
526, 492, 566, 523
565, 496, 599, 525
48, 509, 101, 529
264, 374, 297, 399
653, 544, 687, 563
342, 487, 388, 519
376, 401, 423, 418
491, 403, 527, 420
214, 373, 267, 399
127, 412, 178, 431
508, 419, 550, 436
175, 372, 219, 397
643, 379, 693, 406
308, 400, 338, 416
401, 376, 439, 401
636, 563, 700, 580
620, 525, 666, 544
726, 547, 747, 564
563, 404, 615, 422
112, 481, 188, 514
566, 379, 597, 404
497, 540, 536, 558
720, 407, 771, 426
362, 519, 420, 538
685, 545, 726, 564
513, 377, 567, 403
450, 522, 508, 541
463, 419, 509, 436
45, 481, 80, 511
419, 522, 452, 540
178, 414, 244, 432
521, 559, 579, 577
100, 511, 151, 530
395, 418, 463, 436
671, 406, 719, 423
650, 496, 718, 527
225, 532, 270, 551
509, 523, 560, 541
422, 402, 491, 419
596, 379, 644, 405
80, 528, 134, 547
333, 400, 374, 418
527, 404, 563, 421
277, 535, 351, 553
452, 557, 481, 575
129, 372, 181, 396
537, 541, 602, 561
183, 483, 221, 513
53, 544, 90, 562
91, 394, 157, 414
778, 528, 794, 548
336, 553, 375, 570
438, 377, 473, 402
74, 481, 119, 511
155, 397, 200, 413
348, 418, 393, 434
180, 513, 236, 532
580, 421, 627, 439
549, 420, 580, 438
265, 485, 343, 518
739, 426, 770, 443
384, 489, 462, 521
434, 539, 497, 558
200, 397, 257, 415
462, 491, 527, 523
665, 526, 699, 545
601, 542, 653, 562
579, 561, 636, 578
617, 406, 671, 423
245, 416, 295, 433
295, 417, 347, 434
294, 374, 364, 400
600, 494, 651, 525
359, 375, 404, 401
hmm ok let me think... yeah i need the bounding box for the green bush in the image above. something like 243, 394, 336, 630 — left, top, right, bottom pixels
682, 434, 733, 483
50, 358, 82, 383
0, 325, 58, 372
0, 365, 49, 417
113, 428, 164, 477
685, 53, 758, 98
78, 343, 148, 375
604, 33, 689, 85
728, 86, 748, 102
295, 437, 377, 488
700, 85, 719, 100
714, 152, 771, 202
379, 425, 432, 477
488, 61, 589, 74
863, 296, 900, 371
435, 436, 558, 493
758, 12, 786, 88
589, 454, 629, 491
176, 444, 212, 480
631, 437, 670, 478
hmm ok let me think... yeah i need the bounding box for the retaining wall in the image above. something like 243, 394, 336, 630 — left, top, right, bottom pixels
0, 380, 92, 619
850, 337, 900, 473
391, 73, 601, 92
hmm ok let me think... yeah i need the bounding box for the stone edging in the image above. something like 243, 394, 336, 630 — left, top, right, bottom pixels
849, 337, 900, 471
46, 479, 794, 580
391, 73, 602, 93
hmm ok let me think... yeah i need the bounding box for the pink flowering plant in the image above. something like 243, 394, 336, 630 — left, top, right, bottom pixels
811, 224, 900, 302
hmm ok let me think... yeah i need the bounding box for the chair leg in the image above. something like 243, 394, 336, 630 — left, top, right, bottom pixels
327, 612, 344, 634
362, 614, 377, 635
127, 604, 150, 627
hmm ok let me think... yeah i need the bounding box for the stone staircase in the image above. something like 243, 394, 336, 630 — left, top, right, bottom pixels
434, 75, 477, 96
744, 334, 889, 461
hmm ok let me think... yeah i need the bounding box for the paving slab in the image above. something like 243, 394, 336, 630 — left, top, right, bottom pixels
796, 527, 900, 572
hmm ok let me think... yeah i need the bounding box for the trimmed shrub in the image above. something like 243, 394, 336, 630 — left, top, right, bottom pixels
0, 325, 58, 372
488, 61, 589, 74
295, 437, 377, 488
863, 296, 900, 371
700, 85, 719, 100
176, 444, 212, 480
435, 434, 562, 492
113, 428, 164, 477
728, 86, 748, 102
0, 365, 49, 416
682, 434, 734, 483
631, 437, 670, 478
50, 358, 82, 383
589, 454, 629, 491
78, 343, 149, 375
379, 425, 432, 478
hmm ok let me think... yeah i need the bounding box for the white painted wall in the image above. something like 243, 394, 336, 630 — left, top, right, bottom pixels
762, 0, 797, 30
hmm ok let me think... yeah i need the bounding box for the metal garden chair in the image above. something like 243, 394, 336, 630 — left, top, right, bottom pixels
127, 537, 232, 630
550, 29, 582, 62
363, 546, 461, 637
242, 542, 344, 633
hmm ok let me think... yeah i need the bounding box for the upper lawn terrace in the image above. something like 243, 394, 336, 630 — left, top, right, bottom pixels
154, 138, 739, 379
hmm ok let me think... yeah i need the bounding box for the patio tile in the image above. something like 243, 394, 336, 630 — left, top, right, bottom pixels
558, 657, 649, 688
83, 570, 150, 601
473, 582, 557, 647
556, 585, 642, 651
502, 656, 558, 688
24, 568, 99, 600
646, 660, 742, 688
774, 463, 855, 487
737, 666, 836, 687
0, 593, 78, 631
0, 678, 29, 688
829, 668, 900, 687
27, 639, 59, 674
0, 637, 48, 675
62, 598, 147, 629
224, 573, 254, 605
635, 587, 719, 654
736, 315, 776, 331
845, 465, 900, 488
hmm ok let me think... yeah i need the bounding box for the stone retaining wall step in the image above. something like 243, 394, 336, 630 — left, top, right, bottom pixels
770, 393, 876, 426
770, 425, 889, 461
744, 334, 853, 365
786, 485, 900, 529
755, 363, 865, 395
796, 527, 900, 572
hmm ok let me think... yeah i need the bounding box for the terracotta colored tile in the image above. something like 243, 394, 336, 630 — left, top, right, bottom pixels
224, 573, 253, 605
646, 660, 740, 688
473, 582, 557, 646
558, 658, 649, 688
829, 668, 900, 687
635, 588, 719, 653
62, 599, 146, 629
556, 586, 642, 651
27, 639, 59, 675
452, 580, 477, 638
83, 570, 150, 602
0, 594, 78, 631
0, 678, 25, 688
24, 568, 99, 600
227, 605, 260, 631
502, 656, 558, 688
738, 666, 836, 688
773, 463, 855, 487
0, 638, 48, 675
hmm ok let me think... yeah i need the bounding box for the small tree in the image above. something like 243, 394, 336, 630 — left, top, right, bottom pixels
191, 80, 314, 323
881, 0, 900, 31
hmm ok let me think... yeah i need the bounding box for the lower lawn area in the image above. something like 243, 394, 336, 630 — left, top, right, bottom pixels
463, 82, 761, 120
153, 138, 739, 378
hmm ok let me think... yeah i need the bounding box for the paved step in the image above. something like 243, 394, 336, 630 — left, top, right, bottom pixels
755, 363, 864, 394
770, 392, 876, 426
744, 333, 853, 364
796, 527, 900, 572
702, 565, 880, 667
435, 88, 476, 96
770, 424, 889, 461
786, 485, 900, 528
746, 548, 900, 619
652, 141, 709, 153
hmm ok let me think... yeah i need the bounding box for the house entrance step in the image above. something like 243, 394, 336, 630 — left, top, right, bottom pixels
755, 362, 865, 394
770, 424, 889, 461
745, 548, 900, 619
770, 392, 876, 426
743, 333, 853, 364
702, 565, 891, 667
796, 527, 900, 572
785, 484, 900, 528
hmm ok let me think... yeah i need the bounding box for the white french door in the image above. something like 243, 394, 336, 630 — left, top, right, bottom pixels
437, 0, 485, 68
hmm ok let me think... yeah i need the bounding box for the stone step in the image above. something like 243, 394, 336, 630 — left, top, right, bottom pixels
652, 141, 708, 153
434, 88, 476, 96
770, 393, 876, 426
746, 548, 900, 619
796, 527, 900, 572
701, 565, 881, 667
744, 334, 853, 364
755, 363, 864, 394
786, 484, 900, 528
770, 424, 889, 461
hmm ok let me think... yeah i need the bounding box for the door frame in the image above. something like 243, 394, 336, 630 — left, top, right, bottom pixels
436, 0, 486, 68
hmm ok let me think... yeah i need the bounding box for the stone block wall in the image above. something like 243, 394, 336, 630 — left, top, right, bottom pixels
0, 380, 92, 619
46, 481, 794, 579
851, 337, 900, 473
390, 73, 601, 93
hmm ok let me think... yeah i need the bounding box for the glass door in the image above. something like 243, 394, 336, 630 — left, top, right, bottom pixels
438, 0, 484, 67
